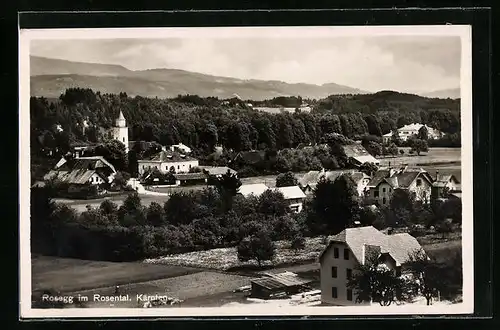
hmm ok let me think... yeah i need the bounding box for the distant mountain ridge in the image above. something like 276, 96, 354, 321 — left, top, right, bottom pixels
421, 88, 461, 99
29, 56, 368, 100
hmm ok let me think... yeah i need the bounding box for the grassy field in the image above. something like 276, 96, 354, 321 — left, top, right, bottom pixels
61, 271, 252, 308
145, 232, 462, 271
378, 147, 461, 167
31, 255, 201, 293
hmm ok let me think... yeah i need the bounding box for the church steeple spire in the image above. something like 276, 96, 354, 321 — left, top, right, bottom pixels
115, 110, 126, 128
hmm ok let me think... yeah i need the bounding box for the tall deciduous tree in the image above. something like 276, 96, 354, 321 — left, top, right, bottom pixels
275, 171, 299, 187
406, 250, 448, 305
214, 170, 242, 212
347, 255, 413, 306
237, 231, 276, 268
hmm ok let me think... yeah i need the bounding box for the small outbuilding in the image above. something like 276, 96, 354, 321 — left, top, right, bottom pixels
250, 272, 313, 299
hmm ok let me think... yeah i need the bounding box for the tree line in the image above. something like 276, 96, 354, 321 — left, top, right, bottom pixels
30, 88, 461, 162
32, 170, 461, 265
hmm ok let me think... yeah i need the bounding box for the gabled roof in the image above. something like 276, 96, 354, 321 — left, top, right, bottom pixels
251, 272, 312, 290
44, 169, 107, 185
300, 170, 368, 191
275, 186, 306, 200
319, 226, 423, 267
367, 170, 390, 187
173, 172, 207, 180
139, 151, 197, 163
367, 168, 432, 189
199, 166, 237, 176
234, 150, 266, 164
433, 174, 461, 187
239, 183, 269, 198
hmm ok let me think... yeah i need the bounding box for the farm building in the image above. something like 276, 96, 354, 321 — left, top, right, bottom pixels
238, 183, 269, 198
275, 185, 307, 213
299, 170, 370, 197
342, 143, 380, 167
137, 148, 199, 176
199, 166, 237, 178
250, 272, 313, 299
174, 172, 208, 186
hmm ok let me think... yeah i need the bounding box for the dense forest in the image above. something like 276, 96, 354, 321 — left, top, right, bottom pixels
30, 88, 461, 158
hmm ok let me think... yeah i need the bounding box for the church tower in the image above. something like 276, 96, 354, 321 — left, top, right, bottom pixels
112, 110, 129, 153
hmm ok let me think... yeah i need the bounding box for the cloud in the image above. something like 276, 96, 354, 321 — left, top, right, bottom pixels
30, 36, 461, 93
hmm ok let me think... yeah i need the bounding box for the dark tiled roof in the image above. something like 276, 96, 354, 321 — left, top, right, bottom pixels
235, 150, 266, 164
367, 170, 390, 187
174, 172, 207, 180
199, 166, 237, 176
395, 171, 420, 188
142, 151, 197, 162
251, 272, 312, 290
342, 144, 371, 157
319, 226, 423, 266
45, 156, 115, 185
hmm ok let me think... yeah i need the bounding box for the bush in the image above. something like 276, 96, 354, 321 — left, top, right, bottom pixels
290, 235, 306, 250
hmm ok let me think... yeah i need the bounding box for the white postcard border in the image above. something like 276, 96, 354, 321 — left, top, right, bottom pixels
19, 25, 473, 318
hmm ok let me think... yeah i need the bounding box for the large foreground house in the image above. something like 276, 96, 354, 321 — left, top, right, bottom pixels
366, 167, 434, 205
137, 148, 199, 176
43, 156, 117, 188
319, 226, 423, 306
299, 170, 371, 197
382, 123, 444, 143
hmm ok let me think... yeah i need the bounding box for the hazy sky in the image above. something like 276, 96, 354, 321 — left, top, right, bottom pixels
31, 36, 461, 93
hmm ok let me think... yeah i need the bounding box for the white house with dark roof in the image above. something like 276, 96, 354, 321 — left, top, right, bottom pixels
275, 185, 307, 213
44, 156, 117, 186
366, 166, 434, 205
431, 172, 461, 199
137, 147, 199, 176
318, 226, 424, 306
383, 123, 444, 143
299, 170, 371, 197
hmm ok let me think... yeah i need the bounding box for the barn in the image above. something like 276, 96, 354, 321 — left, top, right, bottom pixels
250, 272, 313, 299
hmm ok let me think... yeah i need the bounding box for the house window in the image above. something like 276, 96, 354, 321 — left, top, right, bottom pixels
189, 164, 192, 169
347, 289, 353, 301
123, 137, 125, 142
416, 179, 422, 186
332, 287, 338, 298
331, 266, 337, 278
374, 190, 379, 198
343, 248, 349, 260
333, 247, 339, 258
177, 165, 180, 170
382, 197, 386, 205
382, 187, 386, 193
346, 268, 352, 280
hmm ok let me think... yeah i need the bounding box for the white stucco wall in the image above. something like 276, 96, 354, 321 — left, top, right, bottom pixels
89, 173, 105, 185
138, 160, 200, 175
320, 243, 366, 306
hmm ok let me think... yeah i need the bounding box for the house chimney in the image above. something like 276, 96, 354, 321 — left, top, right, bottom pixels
387, 227, 394, 235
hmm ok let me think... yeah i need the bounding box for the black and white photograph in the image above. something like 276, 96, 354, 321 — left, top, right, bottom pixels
19, 25, 473, 318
